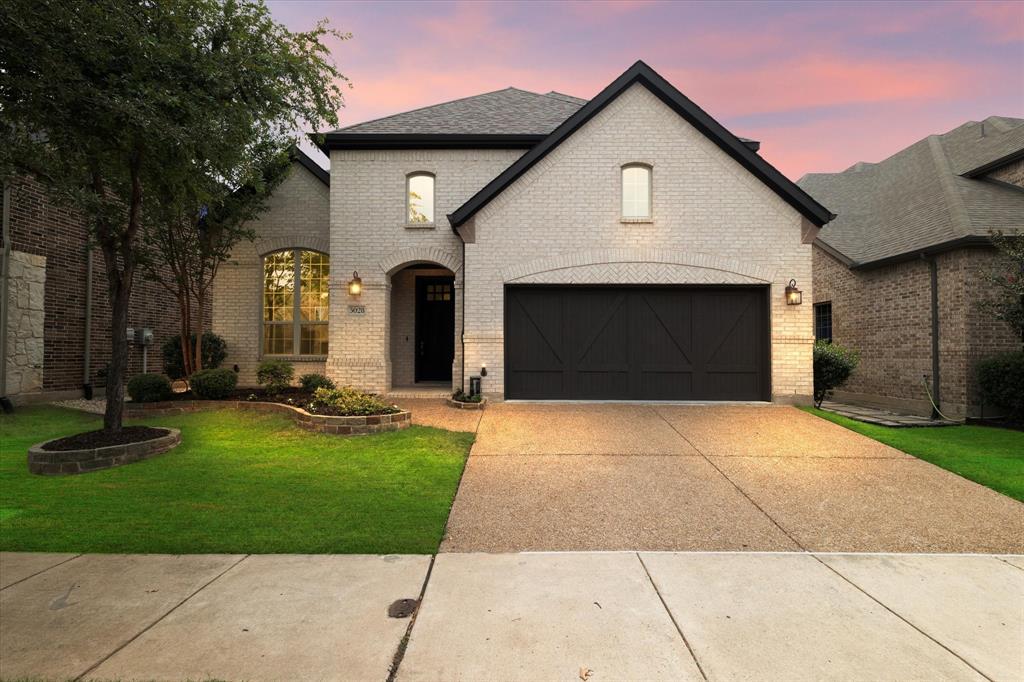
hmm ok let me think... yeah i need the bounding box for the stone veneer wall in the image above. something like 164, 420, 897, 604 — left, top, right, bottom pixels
328, 148, 523, 393
812, 245, 1020, 418
212, 161, 330, 387
4, 250, 46, 396
462, 84, 817, 401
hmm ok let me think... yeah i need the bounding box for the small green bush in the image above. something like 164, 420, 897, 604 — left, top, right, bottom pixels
813, 340, 859, 407
127, 373, 172, 403
256, 360, 294, 394
452, 389, 482, 403
190, 368, 238, 400
308, 386, 400, 416
977, 351, 1024, 417
299, 373, 335, 392
162, 332, 227, 379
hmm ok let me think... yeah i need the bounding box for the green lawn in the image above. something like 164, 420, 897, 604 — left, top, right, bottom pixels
803, 407, 1024, 502
0, 406, 473, 554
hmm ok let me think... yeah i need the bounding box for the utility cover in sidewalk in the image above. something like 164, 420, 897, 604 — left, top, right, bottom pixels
388, 598, 418, 618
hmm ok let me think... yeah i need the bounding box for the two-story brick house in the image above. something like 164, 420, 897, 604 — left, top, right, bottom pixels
213, 61, 834, 402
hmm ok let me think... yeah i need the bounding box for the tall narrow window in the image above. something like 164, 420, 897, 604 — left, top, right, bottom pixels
263, 249, 330, 356
407, 172, 435, 224
814, 301, 833, 342
621, 164, 651, 220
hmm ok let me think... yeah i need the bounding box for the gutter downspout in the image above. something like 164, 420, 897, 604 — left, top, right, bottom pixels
0, 182, 12, 412
83, 244, 94, 399
925, 254, 941, 418
460, 237, 466, 394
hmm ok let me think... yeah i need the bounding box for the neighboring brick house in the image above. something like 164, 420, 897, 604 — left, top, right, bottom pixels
800, 117, 1024, 419
213, 61, 834, 402
2, 178, 186, 404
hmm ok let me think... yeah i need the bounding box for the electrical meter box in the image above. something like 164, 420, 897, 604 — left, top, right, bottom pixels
135, 327, 154, 346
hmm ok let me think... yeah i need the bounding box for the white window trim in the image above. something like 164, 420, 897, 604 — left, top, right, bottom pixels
620, 163, 653, 223
406, 171, 436, 228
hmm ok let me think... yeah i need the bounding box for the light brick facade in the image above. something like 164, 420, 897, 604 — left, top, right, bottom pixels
461, 85, 815, 401
212, 161, 330, 386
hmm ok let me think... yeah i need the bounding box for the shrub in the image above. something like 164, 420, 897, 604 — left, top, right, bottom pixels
190, 368, 238, 400
452, 389, 482, 403
813, 340, 859, 407
127, 373, 172, 403
299, 372, 335, 392
308, 386, 401, 416
162, 332, 227, 379
256, 360, 294, 394
977, 351, 1024, 417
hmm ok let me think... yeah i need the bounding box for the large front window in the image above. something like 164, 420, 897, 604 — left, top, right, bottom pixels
263, 249, 329, 356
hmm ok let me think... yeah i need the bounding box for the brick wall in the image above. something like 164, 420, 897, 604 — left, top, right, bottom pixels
812, 244, 1020, 418
463, 84, 816, 401
328, 147, 522, 393
211, 161, 330, 387
6, 178, 186, 400
986, 158, 1024, 187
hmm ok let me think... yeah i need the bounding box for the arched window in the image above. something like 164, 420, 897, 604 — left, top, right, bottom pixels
621, 164, 652, 220
407, 172, 435, 224
262, 249, 329, 356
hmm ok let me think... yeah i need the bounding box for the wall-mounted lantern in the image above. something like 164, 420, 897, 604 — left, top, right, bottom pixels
348, 271, 362, 297
785, 279, 802, 305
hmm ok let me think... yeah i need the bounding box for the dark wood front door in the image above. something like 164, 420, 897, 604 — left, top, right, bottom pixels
505, 285, 769, 400
415, 276, 455, 382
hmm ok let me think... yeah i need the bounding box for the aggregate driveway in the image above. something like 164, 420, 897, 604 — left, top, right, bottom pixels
442, 403, 1024, 552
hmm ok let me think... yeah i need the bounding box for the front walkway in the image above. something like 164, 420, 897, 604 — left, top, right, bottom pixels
442, 403, 1024, 552
1, 551, 1020, 681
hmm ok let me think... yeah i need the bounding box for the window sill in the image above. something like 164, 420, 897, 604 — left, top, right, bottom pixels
259, 355, 328, 363
620, 217, 653, 224
404, 223, 436, 230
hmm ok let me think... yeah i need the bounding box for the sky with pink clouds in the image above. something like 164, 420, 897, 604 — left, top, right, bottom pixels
268, 0, 1024, 179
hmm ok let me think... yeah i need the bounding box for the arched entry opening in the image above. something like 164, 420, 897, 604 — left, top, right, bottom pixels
388, 262, 457, 391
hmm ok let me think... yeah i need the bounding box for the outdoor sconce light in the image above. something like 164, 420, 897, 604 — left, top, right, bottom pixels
785, 279, 802, 305
348, 271, 362, 296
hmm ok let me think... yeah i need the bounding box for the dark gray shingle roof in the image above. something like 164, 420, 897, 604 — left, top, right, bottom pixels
799, 116, 1024, 266
334, 88, 585, 136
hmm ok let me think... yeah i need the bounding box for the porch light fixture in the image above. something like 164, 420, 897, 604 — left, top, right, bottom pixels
348, 271, 362, 296
785, 279, 802, 305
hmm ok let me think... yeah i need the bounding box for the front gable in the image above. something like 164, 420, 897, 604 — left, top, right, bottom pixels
449, 60, 834, 232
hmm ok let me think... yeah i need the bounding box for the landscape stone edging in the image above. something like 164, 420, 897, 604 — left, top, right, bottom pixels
446, 397, 487, 410
28, 428, 181, 475
123, 399, 411, 436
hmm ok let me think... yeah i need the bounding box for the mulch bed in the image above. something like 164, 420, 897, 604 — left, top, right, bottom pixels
967, 417, 1024, 432
149, 387, 401, 417
41, 426, 171, 451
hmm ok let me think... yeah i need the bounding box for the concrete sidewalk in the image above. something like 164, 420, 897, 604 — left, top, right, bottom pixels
2, 551, 1021, 681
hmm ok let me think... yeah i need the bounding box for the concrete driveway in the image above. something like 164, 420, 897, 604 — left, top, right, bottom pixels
442, 403, 1024, 553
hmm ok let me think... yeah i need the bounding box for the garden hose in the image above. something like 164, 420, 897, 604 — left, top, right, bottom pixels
922, 375, 954, 422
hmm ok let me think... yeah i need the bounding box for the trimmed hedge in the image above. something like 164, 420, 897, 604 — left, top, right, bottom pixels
308, 387, 400, 416
299, 373, 335, 392
162, 332, 227, 379
257, 359, 294, 394
127, 373, 172, 403
190, 368, 238, 400
813, 340, 859, 408
977, 351, 1024, 417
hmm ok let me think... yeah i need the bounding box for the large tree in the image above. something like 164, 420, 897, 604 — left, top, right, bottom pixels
0, 0, 347, 431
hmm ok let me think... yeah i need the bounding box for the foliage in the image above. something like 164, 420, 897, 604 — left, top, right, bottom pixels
308, 387, 401, 416
0, 406, 473, 553
126, 373, 172, 403
162, 332, 227, 379
976, 351, 1024, 417
189, 368, 238, 400
0, 0, 348, 431
256, 359, 294, 394
980, 232, 1024, 342
452, 389, 483, 403
812, 340, 859, 407
804, 407, 1024, 502
299, 373, 336, 392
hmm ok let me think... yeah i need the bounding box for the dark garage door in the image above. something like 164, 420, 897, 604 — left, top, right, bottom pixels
505, 286, 769, 401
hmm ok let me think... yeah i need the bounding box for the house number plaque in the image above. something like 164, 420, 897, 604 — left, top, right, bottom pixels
348, 304, 366, 316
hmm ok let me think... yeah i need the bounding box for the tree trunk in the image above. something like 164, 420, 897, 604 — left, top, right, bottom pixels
193, 287, 205, 372
102, 270, 132, 432
178, 283, 193, 376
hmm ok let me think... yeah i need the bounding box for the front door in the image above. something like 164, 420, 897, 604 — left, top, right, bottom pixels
415, 276, 455, 382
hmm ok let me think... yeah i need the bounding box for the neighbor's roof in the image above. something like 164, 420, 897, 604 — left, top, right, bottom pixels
799, 116, 1024, 268
448, 60, 831, 228
318, 84, 760, 152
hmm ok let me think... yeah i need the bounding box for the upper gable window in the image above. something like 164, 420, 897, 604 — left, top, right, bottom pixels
407, 172, 435, 225
621, 164, 652, 221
